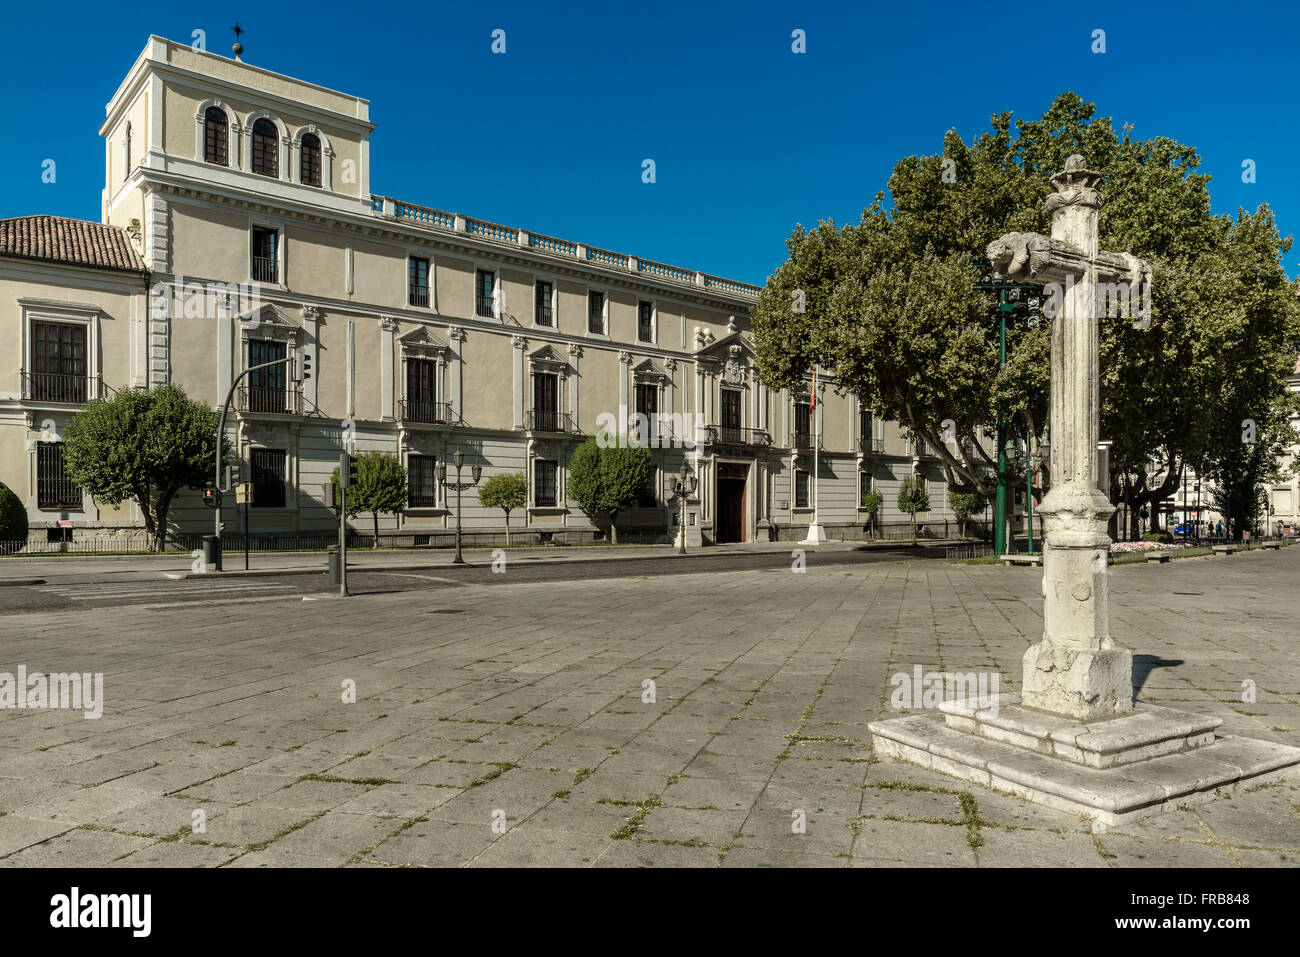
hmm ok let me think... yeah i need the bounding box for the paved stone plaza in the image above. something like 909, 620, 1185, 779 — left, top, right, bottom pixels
0, 547, 1297, 867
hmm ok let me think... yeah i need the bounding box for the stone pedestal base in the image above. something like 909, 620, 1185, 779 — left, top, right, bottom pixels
800, 522, 829, 545
1021, 642, 1134, 720
868, 695, 1300, 825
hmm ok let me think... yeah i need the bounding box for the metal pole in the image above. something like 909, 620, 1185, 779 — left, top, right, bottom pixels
243, 498, 249, 570
453, 463, 464, 564
339, 484, 349, 597
213, 355, 296, 573
994, 291, 1008, 556
1027, 445, 1034, 556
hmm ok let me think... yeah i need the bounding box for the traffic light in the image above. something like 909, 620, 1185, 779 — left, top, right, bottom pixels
202, 485, 221, 509
340, 453, 358, 489
302, 352, 312, 380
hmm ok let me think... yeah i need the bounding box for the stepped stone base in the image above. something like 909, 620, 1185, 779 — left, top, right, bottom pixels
868, 695, 1300, 826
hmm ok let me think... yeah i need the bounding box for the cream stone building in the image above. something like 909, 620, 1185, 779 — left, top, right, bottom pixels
0, 35, 971, 548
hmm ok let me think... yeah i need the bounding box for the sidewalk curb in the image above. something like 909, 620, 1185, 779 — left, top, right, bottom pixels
0, 578, 46, 587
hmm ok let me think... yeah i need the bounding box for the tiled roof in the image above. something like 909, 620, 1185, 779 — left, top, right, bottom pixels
0, 215, 147, 274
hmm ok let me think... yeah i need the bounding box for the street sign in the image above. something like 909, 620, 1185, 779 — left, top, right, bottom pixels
235, 483, 252, 505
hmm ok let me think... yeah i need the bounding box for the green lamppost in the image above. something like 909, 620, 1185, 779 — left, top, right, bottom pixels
1007, 436, 1051, 556
976, 273, 1042, 556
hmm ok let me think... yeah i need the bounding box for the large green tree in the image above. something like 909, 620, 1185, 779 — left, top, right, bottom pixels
750, 93, 1300, 526
332, 451, 407, 546
567, 436, 652, 544
61, 384, 220, 551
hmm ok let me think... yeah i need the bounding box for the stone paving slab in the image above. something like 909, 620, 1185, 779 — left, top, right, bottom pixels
0, 549, 1298, 866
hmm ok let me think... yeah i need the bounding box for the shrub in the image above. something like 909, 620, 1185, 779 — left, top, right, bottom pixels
1142, 529, 1174, 544
0, 482, 27, 543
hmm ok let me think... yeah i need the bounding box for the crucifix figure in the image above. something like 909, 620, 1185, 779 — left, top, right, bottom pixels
986, 155, 1152, 721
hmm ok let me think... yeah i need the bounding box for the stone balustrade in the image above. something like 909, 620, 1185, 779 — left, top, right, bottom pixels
368, 193, 762, 300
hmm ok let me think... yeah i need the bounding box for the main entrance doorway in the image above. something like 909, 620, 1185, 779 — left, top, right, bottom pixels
716, 462, 748, 543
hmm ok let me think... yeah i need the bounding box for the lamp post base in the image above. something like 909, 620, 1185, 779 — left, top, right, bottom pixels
800, 522, 829, 545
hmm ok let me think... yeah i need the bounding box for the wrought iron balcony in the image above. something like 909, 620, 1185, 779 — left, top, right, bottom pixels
21, 371, 106, 404
400, 398, 451, 425
859, 435, 884, 453
251, 255, 278, 283
408, 284, 430, 308
792, 431, 822, 450
238, 384, 302, 415
527, 410, 577, 434
707, 425, 772, 447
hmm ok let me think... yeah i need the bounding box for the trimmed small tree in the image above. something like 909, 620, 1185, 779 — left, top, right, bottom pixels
0, 481, 28, 549
567, 436, 653, 544
62, 384, 220, 551
331, 451, 407, 547
898, 474, 930, 545
860, 488, 883, 539
478, 472, 528, 545
948, 491, 988, 539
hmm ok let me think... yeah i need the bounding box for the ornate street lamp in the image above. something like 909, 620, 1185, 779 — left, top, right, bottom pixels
668, 462, 698, 555
438, 450, 482, 565
1007, 435, 1051, 555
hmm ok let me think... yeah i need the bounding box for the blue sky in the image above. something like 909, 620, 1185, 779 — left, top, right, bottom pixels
5, 0, 1297, 284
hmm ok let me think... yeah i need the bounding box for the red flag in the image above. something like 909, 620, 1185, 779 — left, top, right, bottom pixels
810, 368, 817, 409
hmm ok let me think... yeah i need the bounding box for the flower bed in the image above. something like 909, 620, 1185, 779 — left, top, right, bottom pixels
1109, 540, 1193, 554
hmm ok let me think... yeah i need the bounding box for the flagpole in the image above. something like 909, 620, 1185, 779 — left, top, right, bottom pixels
801, 366, 828, 545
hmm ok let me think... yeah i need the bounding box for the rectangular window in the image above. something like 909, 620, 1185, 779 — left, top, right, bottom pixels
247, 340, 287, 413
251, 448, 287, 508
859, 408, 873, 447
794, 471, 810, 509
532, 373, 559, 432
637, 468, 657, 507
476, 269, 496, 318
534, 460, 557, 507
634, 383, 657, 419
405, 358, 440, 423
408, 455, 438, 508
720, 389, 742, 444
859, 472, 873, 507
251, 228, 278, 283
36, 442, 82, 511
534, 280, 554, 326
637, 300, 654, 342
795, 401, 812, 445
587, 290, 605, 334
408, 257, 430, 307
29, 321, 88, 403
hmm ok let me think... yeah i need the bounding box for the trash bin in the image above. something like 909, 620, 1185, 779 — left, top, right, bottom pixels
327, 547, 341, 585
201, 535, 221, 570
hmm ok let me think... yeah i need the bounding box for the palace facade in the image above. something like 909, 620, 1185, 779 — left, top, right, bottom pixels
1, 36, 983, 548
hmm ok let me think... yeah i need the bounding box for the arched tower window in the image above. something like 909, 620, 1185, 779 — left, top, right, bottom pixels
251, 118, 279, 177
300, 133, 321, 187
204, 107, 228, 165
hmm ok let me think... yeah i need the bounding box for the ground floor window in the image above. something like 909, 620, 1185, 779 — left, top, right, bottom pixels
534, 460, 557, 507
637, 468, 657, 507
859, 471, 873, 507
794, 470, 810, 509
408, 455, 438, 507
37, 441, 82, 511
251, 449, 287, 508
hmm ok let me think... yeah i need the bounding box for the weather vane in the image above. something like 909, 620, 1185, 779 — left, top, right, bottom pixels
231, 21, 245, 60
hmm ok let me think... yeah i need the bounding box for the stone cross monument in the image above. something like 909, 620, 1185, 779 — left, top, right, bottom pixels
985, 155, 1152, 720
869, 156, 1300, 826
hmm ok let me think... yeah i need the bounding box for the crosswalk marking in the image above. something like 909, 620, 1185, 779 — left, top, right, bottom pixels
36, 579, 300, 605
